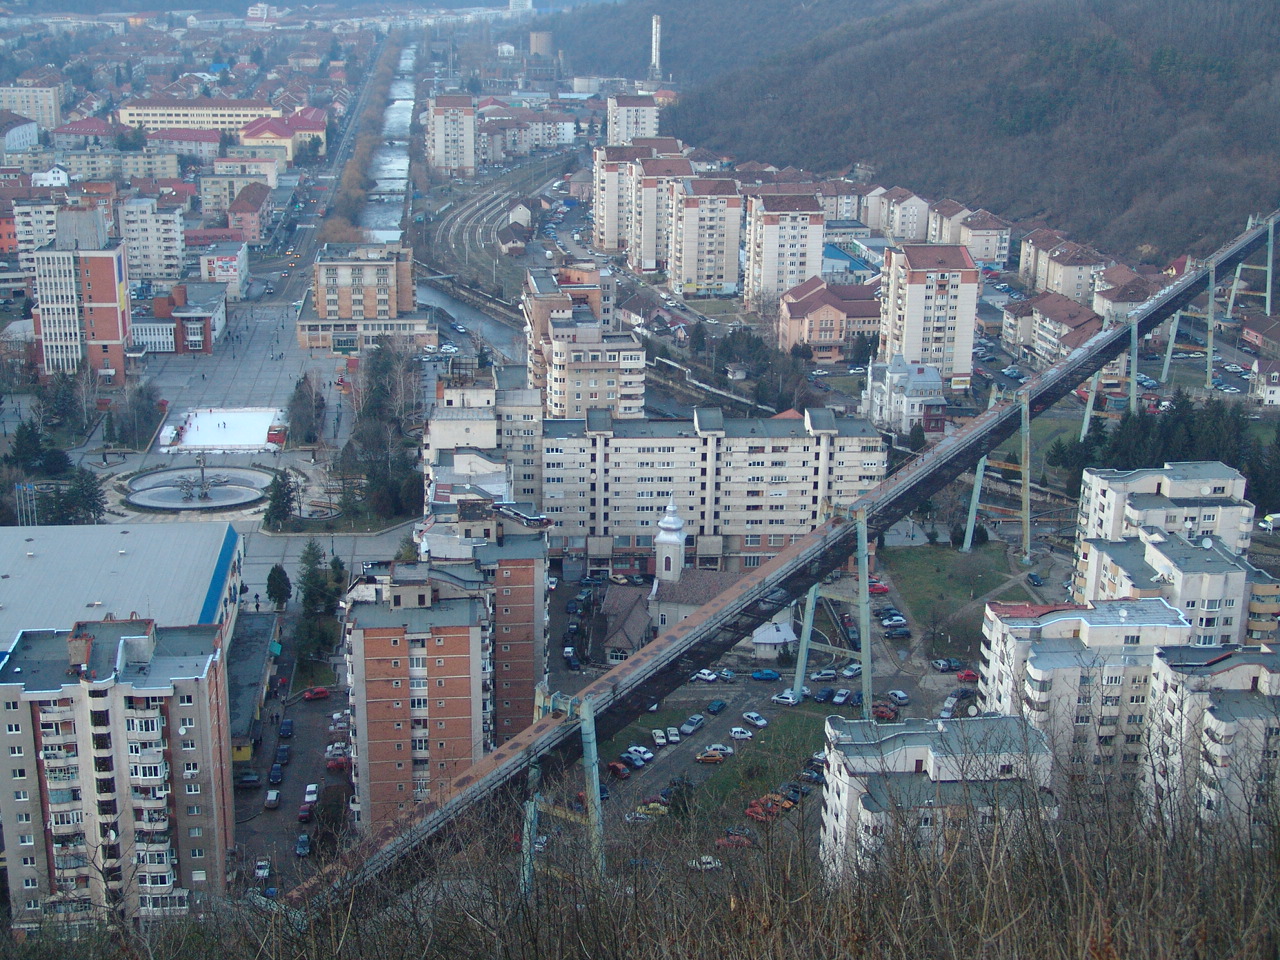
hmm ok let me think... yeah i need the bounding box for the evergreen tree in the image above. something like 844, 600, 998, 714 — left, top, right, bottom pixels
907, 422, 927, 452
65, 467, 106, 523
6, 420, 44, 473
263, 472, 297, 530
266, 564, 292, 607
298, 538, 328, 618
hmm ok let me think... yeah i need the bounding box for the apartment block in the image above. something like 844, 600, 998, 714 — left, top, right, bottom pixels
227, 182, 273, 245
520, 263, 644, 419
212, 156, 280, 189
426, 95, 477, 179
820, 716, 1054, 876
879, 244, 978, 390
744, 194, 824, 311
624, 155, 694, 272
591, 144, 651, 253
1042, 241, 1111, 305
120, 196, 184, 281
198, 242, 248, 301
1147, 644, 1280, 829
32, 207, 132, 380
605, 94, 659, 145
877, 187, 930, 244
1075, 462, 1254, 556
0, 83, 62, 131
539, 406, 885, 574
958, 210, 1012, 269
198, 173, 269, 218
926, 199, 971, 244
12, 195, 62, 275
116, 97, 280, 133
0, 620, 232, 932
667, 178, 741, 297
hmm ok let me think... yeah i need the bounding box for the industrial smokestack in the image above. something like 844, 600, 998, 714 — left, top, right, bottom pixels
649, 15, 662, 81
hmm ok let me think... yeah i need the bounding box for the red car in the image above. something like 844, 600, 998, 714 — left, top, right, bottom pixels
956, 669, 979, 683
872, 703, 898, 721
326, 757, 350, 771
606, 761, 631, 780
716, 835, 754, 849
297, 802, 314, 822
868, 583, 890, 594
302, 687, 330, 701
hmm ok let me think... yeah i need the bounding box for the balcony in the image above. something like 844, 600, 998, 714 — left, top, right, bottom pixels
132, 791, 168, 810
39, 705, 74, 721
135, 809, 169, 829
134, 831, 170, 849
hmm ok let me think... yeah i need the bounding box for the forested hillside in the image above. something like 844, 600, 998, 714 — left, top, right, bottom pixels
30, 0, 1280, 259
528, 0, 921, 87
629, 0, 1280, 260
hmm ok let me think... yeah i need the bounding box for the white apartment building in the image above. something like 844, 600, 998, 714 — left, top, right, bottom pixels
879, 244, 978, 390
1147, 644, 1280, 829
605, 94, 659, 145
625, 155, 694, 272
744, 194, 824, 311
591, 144, 652, 253
426, 95, 477, 178
878, 187, 930, 244
959, 210, 1012, 269
820, 716, 1054, 876
981, 599, 1192, 783
926, 199, 971, 244
120, 197, 184, 281
666, 178, 741, 296
0, 84, 62, 131
520, 264, 644, 420
1076, 462, 1255, 556
13, 196, 62, 275
540, 406, 885, 574
199, 242, 249, 301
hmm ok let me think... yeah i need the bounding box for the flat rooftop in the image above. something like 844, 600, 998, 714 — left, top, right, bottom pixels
0, 524, 239, 643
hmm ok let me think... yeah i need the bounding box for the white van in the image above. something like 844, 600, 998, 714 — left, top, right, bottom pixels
1259, 514, 1280, 531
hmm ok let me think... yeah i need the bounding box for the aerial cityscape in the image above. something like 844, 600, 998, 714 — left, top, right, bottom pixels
0, 0, 1274, 957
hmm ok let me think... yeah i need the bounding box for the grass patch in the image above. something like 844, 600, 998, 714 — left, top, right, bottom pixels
695, 705, 829, 807
879, 541, 1014, 657
292, 660, 336, 693
691, 299, 739, 317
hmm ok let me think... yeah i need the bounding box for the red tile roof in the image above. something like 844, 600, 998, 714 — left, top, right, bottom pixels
899, 245, 976, 271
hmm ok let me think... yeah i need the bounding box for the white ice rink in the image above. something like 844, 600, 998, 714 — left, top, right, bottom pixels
160, 407, 285, 453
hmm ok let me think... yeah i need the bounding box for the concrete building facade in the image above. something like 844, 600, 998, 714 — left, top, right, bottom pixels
666, 178, 741, 297
744, 194, 824, 312
120, 196, 184, 281
605, 95, 659, 146
426, 95, 477, 179
879, 244, 978, 390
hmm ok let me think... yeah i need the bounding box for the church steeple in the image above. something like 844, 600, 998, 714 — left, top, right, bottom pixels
654, 498, 686, 582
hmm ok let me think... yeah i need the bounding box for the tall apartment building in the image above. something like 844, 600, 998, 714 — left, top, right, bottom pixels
120, 196, 184, 281
666, 178, 741, 297
0, 620, 232, 931
298, 242, 421, 352
878, 187, 930, 244
624, 155, 694, 272
958, 210, 1012, 269
32, 207, 132, 380
605, 94, 659, 145
0, 523, 243, 932
12, 195, 61, 275
743, 194, 824, 311
198, 173, 269, 218
878, 244, 978, 390
520, 263, 645, 419
591, 144, 651, 252
116, 97, 280, 133
539, 406, 885, 575
426, 95, 477, 179
820, 716, 1054, 876
344, 533, 548, 829
0, 83, 62, 131
1075, 462, 1254, 556
1147, 644, 1280, 828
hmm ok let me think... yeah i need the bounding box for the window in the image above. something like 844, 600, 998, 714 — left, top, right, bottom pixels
186, 805, 201, 816
11, 767, 25, 779
5, 724, 18, 734
185, 783, 200, 794
18, 834, 33, 846
15, 812, 29, 823
8, 746, 21, 756
1127, 714, 1144, 725
22, 878, 36, 889
181, 740, 195, 751
179, 695, 193, 706
13, 789, 27, 801
190, 848, 205, 859
188, 826, 202, 838
4, 701, 17, 711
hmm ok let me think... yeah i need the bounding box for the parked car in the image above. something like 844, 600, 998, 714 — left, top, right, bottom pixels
742, 711, 769, 728
693, 669, 719, 683
881, 616, 908, 628
297, 803, 314, 823
771, 690, 800, 706
679, 714, 706, 736
931, 659, 954, 673
275, 744, 291, 765
841, 663, 863, 679
751, 669, 781, 682
546, 576, 559, 591
302, 686, 330, 700
832, 689, 853, 705
956, 669, 980, 683
730, 726, 754, 740
607, 761, 632, 780
268, 763, 284, 785
619, 753, 644, 770
304, 783, 319, 804
884, 628, 913, 640
707, 699, 728, 716
1026, 572, 1045, 587
609, 574, 630, 585
626, 744, 655, 763
868, 583, 891, 594
940, 696, 959, 719
255, 856, 271, 879
718, 669, 736, 682
574, 588, 593, 602
666, 726, 681, 743
886, 690, 911, 706
651, 728, 668, 747
813, 688, 835, 703
237, 772, 263, 789
695, 750, 726, 764
279, 719, 294, 738
705, 742, 735, 756
953, 687, 977, 700
264, 789, 281, 810
295, 833, 311, 857
566, 601, 581, 615
809, 669, 838, 682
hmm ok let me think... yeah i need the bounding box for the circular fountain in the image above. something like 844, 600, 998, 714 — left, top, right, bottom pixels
126, 461, 275, 511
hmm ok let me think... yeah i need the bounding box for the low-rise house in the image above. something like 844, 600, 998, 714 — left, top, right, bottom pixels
861, 355, 948, 436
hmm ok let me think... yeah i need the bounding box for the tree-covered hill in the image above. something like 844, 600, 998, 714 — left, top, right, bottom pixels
556, 0, 1280, 260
